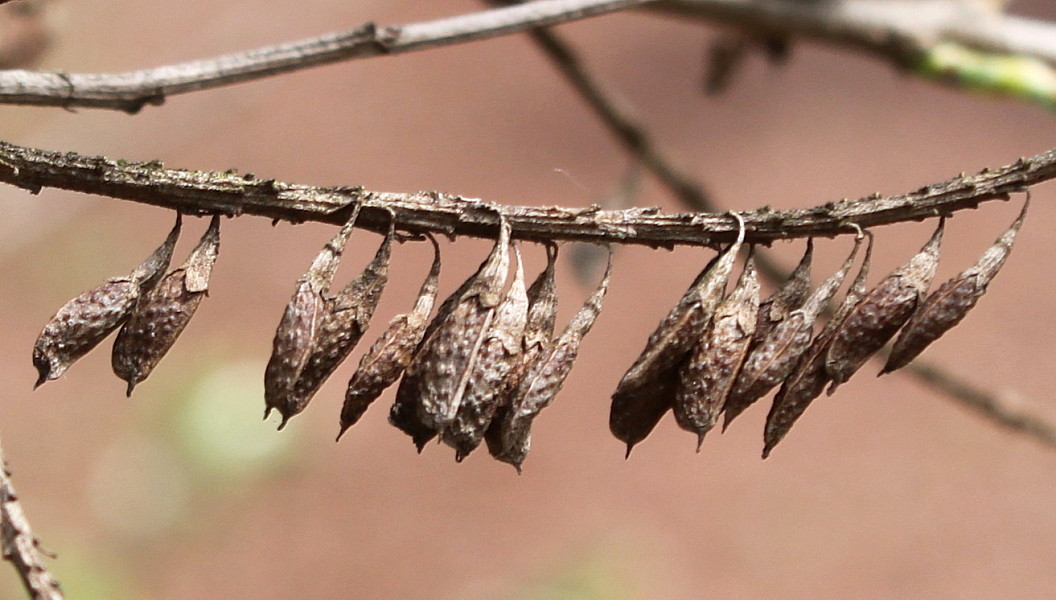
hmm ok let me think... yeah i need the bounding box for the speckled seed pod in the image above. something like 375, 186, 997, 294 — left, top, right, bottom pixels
484, 243, 560, 462
264, 205, 361, 425
112, 216, 221, 396
610, 214, 745, 456
883, 201, 1028, 374
763, 233, 874, 458
724, 234, 863, 431
754, 239, 813, 342
825, 220, 944, 393
489, 247, 612, 472
32, 214, 182, 388
444, 247, 529, 461
411, 219, 512, 433
338, 235, 441, 441
674, 252, 759, 450
277, 216, 394, 429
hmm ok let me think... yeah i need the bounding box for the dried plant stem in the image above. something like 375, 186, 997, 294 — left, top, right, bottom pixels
0, 432, 64, 600
0, 0, 652, 112
1, 140, 1053, 247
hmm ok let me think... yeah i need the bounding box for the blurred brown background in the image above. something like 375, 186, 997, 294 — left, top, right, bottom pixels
1, 1, 1055, 598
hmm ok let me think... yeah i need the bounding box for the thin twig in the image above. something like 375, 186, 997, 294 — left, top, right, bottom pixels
646, 0, 1056, 67
0, 0, 652, 112
0, 140, 1052, 247
0, 432, 64, 600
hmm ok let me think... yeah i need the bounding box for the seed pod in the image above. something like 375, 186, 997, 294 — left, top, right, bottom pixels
278, 215, 394, 429
825, 220, 944, 393
444, 247, 529, 461
112, 215, 221, 396
484, 243, 560, 462
610, 213, 745, 456
264, 205, 361, 425
674, 252, 759, 449
32, 214, 182, 387
489, 246, 612, 472
883, 201, 1028, 374
410, 219, 511, 434
763, 232, 874, 458
755, 239, 813, 341
724, 234, 862, 431
338, 235, 442, 441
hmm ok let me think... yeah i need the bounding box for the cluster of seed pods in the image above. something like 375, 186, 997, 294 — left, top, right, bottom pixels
31, 197, 1027, 467
611, 200, 1028, 458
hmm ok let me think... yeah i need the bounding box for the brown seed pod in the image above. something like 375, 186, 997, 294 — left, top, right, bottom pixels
338, 234, 441, 441
264, 204, 361, 426
444, 246, 529, 461
489, 246, 612, 472
484, 243, 560, 462
755, 239, 813, 341
883, 200, 1028, 374
112, 215, 221, 396
763, 232, 874, 458
276, 214, 394, 429
610, 213, 745, 456
674, 251, 759, 449
825, 220, 944, 393
32, 214, 182, 388
410, 219, 512, 434
724, 234, 863, 431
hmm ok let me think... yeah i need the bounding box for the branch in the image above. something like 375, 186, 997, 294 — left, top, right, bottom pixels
0, 140, 1052, 247
0, 0, 652, 112
647, 0, 1056, 108
0, 433, 64, 600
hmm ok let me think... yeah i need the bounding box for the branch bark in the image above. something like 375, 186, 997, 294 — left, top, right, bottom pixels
0, 433, 64, 600
0, 139, 1050, 247
0, 0, 652, 112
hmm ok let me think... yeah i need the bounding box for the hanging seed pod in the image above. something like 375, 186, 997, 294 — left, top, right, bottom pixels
338, 235, 442, 441
390, 246, 483, 451
610, 213, 745, 456
724, 233, 863, 431
32, 214, 182, 388
674, 251, 759, 450
754, 239, 813, 342
883, 200, 1028, 374
411, 219, 511, 433
763, 232, 874, 458
278, 215, 394, 429
112, 216, 221, 396
444, 246, 529, 461
489, 247, 613, 472
825, 219, 944, 393
264, 204, 361, 425
485, 243, 560, 462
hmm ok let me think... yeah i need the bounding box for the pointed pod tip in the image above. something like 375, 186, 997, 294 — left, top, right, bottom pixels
335, 426, 349, 443
624, 443, 635, 460
695, 433, 706, 453
761, 446, 772, 460
125, 380, 136, 397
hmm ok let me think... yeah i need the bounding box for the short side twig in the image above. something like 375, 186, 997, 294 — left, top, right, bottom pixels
0, 432, 64, 600
0, 0, 652, 112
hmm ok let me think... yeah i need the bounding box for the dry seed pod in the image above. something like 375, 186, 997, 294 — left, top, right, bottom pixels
674, 252, 759, 449
763, 232, 874, 458
277, 216, 394, 428
338, 235, 441, 440
264, 204, 361, 424
32, 214, 182, 387
444, 246, 529, 461
825, 219, 944, 393
484, 243, 560, 461
755, 239, 813, 341
412, 219, 512, 433
724, 234, 863, 431
489, 247, 613, 471
610, 213, 745, 455
883, 200, 1028, 374
112, 216, 221, 396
